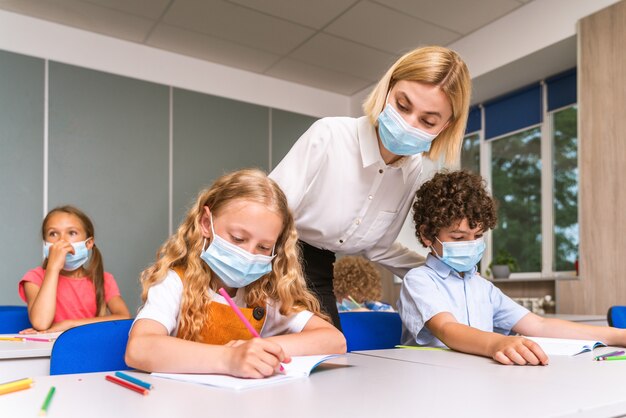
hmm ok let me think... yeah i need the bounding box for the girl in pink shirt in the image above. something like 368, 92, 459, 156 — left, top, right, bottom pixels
18, 205, 130, 333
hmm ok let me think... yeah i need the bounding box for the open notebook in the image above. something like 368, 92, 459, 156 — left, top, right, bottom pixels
525, 337, 606, 355
152, 354, 340, 390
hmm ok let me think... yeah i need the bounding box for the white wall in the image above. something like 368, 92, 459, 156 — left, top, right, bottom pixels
0, 10, 349, 119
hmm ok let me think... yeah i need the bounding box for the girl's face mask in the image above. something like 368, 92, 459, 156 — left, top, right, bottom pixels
200, 214, 275, 288
43, 240, 91, 271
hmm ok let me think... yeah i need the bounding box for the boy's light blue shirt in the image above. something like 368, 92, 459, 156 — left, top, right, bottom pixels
398, 253, 530, 348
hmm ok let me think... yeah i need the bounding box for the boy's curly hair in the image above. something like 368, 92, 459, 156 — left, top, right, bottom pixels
413, 170, 497, 247
333, 256, 382, 303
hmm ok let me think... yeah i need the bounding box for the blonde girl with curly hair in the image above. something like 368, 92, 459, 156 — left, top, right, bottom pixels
126, 169, 346, 378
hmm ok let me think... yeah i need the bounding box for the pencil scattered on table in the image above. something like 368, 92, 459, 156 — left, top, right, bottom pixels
114, 371, 153, 390
105, 375, 149, 395
593, 350, 626, 361
39, 386, 56, 416
0, 377, 33, 396
594, 355, 626, 362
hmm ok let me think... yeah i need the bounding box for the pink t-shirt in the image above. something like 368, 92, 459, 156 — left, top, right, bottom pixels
18, 266, 121, 323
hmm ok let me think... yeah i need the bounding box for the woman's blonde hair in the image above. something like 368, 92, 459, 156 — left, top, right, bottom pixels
41, 205, 107, 316
140, 168, 326, 341
362, 45, 471, 165
333, 256, 382, 303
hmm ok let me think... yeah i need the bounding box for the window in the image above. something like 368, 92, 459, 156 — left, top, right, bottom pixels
552, 106, 578, 271
460, 71, 578, 277
460, 133, 480, 174
491, 127, 542, 273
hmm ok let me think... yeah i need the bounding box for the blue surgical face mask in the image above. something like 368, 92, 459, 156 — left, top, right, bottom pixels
433, 237, 485, 273
377, 103, 438, 156
43, 240, 91, 272
200, 215, 275, 288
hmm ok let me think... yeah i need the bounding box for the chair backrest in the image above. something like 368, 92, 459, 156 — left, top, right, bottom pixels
0, 305, 32, 333
50, 319, 133, 375
339, 311, 402, 352
607, 306, 626, 328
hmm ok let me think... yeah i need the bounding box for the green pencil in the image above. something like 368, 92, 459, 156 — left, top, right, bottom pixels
39, 386, 55, 416
598, 355, 626, 361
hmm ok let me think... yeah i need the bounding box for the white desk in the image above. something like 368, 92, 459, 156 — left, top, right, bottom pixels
2, 351, 626, 418
0, 335, 55, 380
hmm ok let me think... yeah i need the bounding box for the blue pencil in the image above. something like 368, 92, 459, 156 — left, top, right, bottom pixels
114, 371, 153, 390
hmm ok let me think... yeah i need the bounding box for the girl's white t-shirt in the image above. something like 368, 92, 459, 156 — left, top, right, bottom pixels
134, 269, 314, 337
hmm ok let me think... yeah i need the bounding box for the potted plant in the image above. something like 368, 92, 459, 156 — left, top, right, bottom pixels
488, 250, 519, 279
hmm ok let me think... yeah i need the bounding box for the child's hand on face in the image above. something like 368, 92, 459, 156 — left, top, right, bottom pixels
224, 338, 290, 378
489, 336, 549, 366
46, 241, 75, 272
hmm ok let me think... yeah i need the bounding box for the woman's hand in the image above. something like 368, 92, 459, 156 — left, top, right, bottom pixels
224, 338, 290, 378
489, 336, 548, 365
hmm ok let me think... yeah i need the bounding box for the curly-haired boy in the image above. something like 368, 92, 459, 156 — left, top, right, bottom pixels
399, 170, 626, 365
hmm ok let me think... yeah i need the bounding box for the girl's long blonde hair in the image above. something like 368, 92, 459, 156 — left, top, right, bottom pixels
362, 45, 471, 165
41, 206, 107, 316
140, 168, 325, 341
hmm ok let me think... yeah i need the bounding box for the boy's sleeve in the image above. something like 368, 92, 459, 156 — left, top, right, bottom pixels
489, 283, 530, 335
103, 272, 121, 302
398, 268, 453, 345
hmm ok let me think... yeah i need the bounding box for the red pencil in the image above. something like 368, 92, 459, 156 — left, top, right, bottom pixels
105, 375, 149, 395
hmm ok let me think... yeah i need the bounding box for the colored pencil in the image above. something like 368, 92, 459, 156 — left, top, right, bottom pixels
593, 350, 625, 360
596, 355, 626, 361
114, 371, 153, 390
0, 337, 25, 342
20, 336, 55, 342
105, 375, 149, 395
395, 345, 451, 351
39, 386, 56, 416
218, 287, 284, 372
0, 378, 33, 396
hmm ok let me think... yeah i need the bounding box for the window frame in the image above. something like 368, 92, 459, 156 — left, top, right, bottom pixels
466, 83, 578, 279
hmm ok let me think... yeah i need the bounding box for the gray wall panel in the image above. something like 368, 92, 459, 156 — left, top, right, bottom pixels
271, 109, 316, 170
172, 89, 269, 227
0, 50, 44, 306
48, 63, 169, 313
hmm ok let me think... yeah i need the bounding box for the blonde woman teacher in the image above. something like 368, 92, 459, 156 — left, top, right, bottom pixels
270, 46, 471, 328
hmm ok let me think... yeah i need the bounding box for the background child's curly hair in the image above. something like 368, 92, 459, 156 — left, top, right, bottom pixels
333, 256, 382, 303
412, 170, 498, 247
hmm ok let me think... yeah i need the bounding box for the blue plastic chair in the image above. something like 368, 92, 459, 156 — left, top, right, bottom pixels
607, 306, 626, 328
50, 319, 133, 375
0, 305, 32, 333
339, 311, 402, 352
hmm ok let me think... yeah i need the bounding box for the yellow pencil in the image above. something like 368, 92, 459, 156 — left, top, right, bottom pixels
395, 345, 450, 351
0, 378, 33, 395
0, 337, 25, 342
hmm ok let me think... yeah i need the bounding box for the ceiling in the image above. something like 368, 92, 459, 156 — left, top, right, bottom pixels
0, 0, 535, 96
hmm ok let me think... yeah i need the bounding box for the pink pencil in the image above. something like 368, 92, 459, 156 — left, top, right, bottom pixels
19, 337, 54, 342
217, 287, 284, 372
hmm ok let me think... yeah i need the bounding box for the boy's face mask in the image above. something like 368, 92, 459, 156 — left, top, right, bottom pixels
433, 237, 486, 273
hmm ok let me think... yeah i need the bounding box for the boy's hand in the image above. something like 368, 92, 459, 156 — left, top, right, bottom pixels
225, 338, 289, 378
46, 241, 74, 272
490, 336, 549, 366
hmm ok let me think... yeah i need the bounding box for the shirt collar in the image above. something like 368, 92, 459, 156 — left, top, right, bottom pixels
425, 253, 478, 280
357, 117, 419, 184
